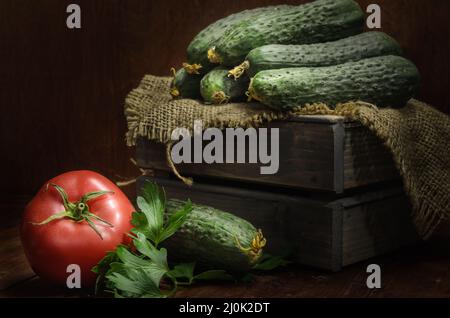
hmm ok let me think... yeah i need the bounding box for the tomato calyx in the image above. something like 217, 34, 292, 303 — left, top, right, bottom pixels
32, 183, 115, 240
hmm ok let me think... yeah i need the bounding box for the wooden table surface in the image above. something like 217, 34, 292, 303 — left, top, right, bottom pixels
1, 197, 450, 298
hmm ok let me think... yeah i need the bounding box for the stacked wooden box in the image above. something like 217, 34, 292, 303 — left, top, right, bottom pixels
136, 115, 418, 271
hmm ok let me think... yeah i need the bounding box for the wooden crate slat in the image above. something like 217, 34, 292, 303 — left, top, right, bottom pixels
137, 117, 399, 193
139, 176, 418, 272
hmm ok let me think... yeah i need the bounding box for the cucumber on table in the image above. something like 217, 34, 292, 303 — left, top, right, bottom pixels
185, 5, 293, 74
229, 32, 403, 79
200, 67, 250, 104
209, 0, 365, 67
163, 199, 266, 272
248, 55, 420, 110
170, 68, 202, 99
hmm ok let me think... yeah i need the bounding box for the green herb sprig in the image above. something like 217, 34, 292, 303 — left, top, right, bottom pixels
93, 182, 235, 298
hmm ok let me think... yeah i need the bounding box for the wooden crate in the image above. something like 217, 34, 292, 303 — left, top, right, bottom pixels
136, 116, 399, 194
137, 176, 418, 272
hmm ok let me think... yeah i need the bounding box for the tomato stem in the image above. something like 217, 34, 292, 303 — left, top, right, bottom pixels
32, 184, 115, 239
86, 212, 114, 227
31, 211, 72, 225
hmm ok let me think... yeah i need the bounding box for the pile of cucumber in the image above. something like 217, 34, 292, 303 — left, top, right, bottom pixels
171, 0, 420, 110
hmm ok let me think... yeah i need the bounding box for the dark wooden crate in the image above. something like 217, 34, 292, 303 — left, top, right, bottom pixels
138, 176, 418, 272
136, 116, 399, 193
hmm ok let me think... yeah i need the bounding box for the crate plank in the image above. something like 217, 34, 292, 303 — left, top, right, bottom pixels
341, 196, 417, 266
138, 176, 418, 271
137, 120, 337, 191
136, 117, 399, 193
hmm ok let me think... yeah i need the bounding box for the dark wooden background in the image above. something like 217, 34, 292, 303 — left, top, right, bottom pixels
1, 0, 449, 199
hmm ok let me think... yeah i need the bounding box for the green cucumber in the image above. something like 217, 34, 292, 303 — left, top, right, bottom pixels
170, 68, 202, 99
230, 32, 403, 79
163, 200, 265, 272
210, 0, 365, 67
248, 55, 420, 110
185, 5, 293, 74
200, 67, 250, 104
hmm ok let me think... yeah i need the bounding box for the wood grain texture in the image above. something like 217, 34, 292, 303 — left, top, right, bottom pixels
0, 227, 33, 290
0, 198, 36, 291
136, 121, 338, 192
138, 176, 417, 271
136, 119, 399, 193
0, 0, 449, 198
343, 124, 400, 189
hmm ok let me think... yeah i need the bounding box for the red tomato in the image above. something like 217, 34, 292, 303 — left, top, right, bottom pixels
20, 170, 134, 287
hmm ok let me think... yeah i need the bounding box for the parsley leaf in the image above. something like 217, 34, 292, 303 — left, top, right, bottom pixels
135, 182, 165, 244
252, 253, 291, 271
168, 262, 196, 284
92, 250, 120, 294
193, 270, 235, 282
159, 199, 192, 242
94, 181, 286, 299
132, 232, 169, 270
103, 246, 169, 297
106, 267, 166, 298
130, 211, 150, 237
132, 181, 192, 247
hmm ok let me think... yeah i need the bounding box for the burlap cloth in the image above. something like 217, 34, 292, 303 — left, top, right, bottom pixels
125, 75, 450, 238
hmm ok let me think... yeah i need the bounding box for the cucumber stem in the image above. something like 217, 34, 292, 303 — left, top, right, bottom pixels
228, 61, 250, 80
235, 229, 266, 264
246, 78, 263, 102
170, 67, 177, 77
169, 67, 180, 98
170, 87, 180, 98
207, 47, 223, 64
182, 62, 203, 75
211, 91, 230, 104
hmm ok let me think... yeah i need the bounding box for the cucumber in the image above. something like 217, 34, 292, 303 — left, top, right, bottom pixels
200, 67, 250, 104
170, 68, 202, 99
210, 0, 365, 67
230, 32, 403, 79
163, 199, 266, 272
248, 55, 420, 110
185, 5, 293, 74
